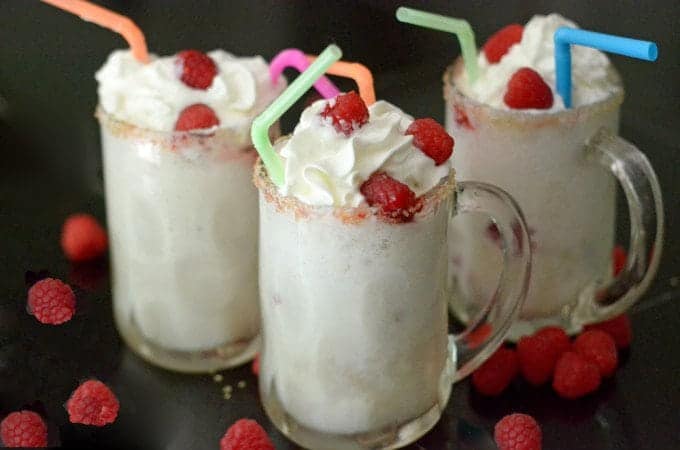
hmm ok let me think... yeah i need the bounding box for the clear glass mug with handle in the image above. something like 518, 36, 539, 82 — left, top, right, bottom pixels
254, 161, 531, 450
444, 59, 663, 339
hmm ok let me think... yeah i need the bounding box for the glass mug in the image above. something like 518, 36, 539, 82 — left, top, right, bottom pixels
255, 161, 531, 450
98, 109, 280, 373
444, 59, 663, 339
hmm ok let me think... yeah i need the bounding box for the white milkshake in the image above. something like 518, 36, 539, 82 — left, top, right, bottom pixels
256, 94, 457, 448
96, 49, 285, 372
445, 14, 625, 336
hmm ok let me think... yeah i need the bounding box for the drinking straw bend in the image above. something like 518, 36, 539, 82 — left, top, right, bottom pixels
252, 45, 343, 187
396, 6, 478, 82
555, 27, 658, 107
306, 57, 376, 106
41, 0, 149, 63
269, 49, 341, 99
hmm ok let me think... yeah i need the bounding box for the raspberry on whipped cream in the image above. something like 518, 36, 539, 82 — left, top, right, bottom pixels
457, 14, 618, 111
275, 97, 452, 210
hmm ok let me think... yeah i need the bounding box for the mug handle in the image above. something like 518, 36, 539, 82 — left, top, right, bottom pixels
450, 181, 532, 382
571, 128, 664, 325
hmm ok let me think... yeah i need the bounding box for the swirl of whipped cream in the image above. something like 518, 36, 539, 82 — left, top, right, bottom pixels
457, 14, 619, 111
276, 99, 452, 207
96, 49, 285, 144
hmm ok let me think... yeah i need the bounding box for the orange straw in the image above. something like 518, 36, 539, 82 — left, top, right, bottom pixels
41, 0, 149, 63
306, 55, 376, 105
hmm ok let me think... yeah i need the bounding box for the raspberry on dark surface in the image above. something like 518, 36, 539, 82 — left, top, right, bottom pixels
175, 103, 220, 132
405, 118, 454, 165
220, 419, 275, 450
552, 351, 601, 399
494, 413, 542, 450
503, 67, 554, 110
584, 314, 632, 349
360, 172, 419, 222
176, 50, 218, 89
27, 278, 76, 325
483, 24, 524, 64
472, 346, 518, 396
66, 380, 120, 426
573, 330, 618, 377
320, 91, 369, 136
61, 213, 108, 262
0, 410, 48, 448
517, 326, 570, 386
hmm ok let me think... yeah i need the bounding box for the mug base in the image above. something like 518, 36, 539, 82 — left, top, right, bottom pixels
115, 314, 260, 373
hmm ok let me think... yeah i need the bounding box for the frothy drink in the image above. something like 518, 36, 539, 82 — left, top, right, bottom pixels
96, 49, 285, 371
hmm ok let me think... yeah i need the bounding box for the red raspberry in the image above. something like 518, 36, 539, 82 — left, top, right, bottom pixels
320, 91, 369, 136
0, 410, 48, 448
612, 245, 627, 276
494, 413, 542, 450
66, 380, 119, 426
61, 213, 108, 262
472, 346, 518, 396
503, 68, 554, 110
175, 50, 218, 90
27, 278, 76, 325
517, 326, 570, 386
483, 24, 524, 64
584, 314, 632, 349
251, 354, 260, 376
573, 330, 618, 377
360, 172, 419, 222
405, 118, 454, 165
220, 419, 274, 450
552, 351, 601, 399
175, 104, 220, 132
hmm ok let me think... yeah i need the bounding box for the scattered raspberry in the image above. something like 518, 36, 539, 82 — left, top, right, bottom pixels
483, 24, 524, 64
175, 104, 220, 132
27, 278, 76, 325
552, 351, 601, 399
453, 105, 474, 130
612, 245, 627, 276
405, 118, 454, 165
472, 346, 518, 396
175, 50, 218, 89
0, 410, 48, 448
66, 380, 119, 426
220, 419, 274, 450
251, 354, 260, 376
320, 91, 369, 136
61, 213, 108, 262
360, 172, 419, 222
584, 314, 632, 349
503, 68, 554, 110
573, 330, 618, 377
517, 327, 570, 386
494, 413, 542, 450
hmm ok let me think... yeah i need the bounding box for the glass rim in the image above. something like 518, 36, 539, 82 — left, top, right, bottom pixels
253, 154, 456, 225
443, 58, 625, 128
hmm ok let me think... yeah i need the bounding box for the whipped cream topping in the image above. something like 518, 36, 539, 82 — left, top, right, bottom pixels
457, 14, 618, 111
276, 99, 452, 207
96, 49, 285, 144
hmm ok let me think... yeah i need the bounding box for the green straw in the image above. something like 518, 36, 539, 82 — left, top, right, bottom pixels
251, 44, 342, 186
396, 6, 479, 83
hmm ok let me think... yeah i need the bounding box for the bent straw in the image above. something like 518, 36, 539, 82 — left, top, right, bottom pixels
269, 49, 341, 99
251, 44, 342, 187
555, 27, 658, 107
306, 56, 376, 106
396, 6, 478, 82
41, 0, 149, 63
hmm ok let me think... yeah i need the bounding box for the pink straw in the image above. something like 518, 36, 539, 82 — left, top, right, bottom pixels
269, 49, 340, 99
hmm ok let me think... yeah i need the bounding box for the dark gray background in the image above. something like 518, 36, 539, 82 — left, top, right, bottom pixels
1, 1, 678, 449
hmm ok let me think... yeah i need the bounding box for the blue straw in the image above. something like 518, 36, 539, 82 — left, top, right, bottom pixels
554, 27, 658, 108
